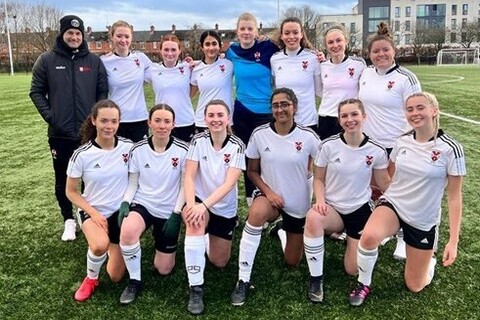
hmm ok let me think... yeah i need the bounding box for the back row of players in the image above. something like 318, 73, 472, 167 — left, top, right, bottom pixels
33, 12, 465, 315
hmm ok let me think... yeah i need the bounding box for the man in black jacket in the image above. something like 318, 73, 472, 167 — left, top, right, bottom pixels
30, 15, 108, 241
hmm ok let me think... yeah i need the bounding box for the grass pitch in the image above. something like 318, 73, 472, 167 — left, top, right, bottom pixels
0, 65, 479, 319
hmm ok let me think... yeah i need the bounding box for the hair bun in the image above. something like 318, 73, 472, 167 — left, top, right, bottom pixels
377, 22, 392, 38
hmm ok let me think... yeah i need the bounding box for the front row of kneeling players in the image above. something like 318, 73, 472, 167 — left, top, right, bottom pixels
66, 89, 465, 314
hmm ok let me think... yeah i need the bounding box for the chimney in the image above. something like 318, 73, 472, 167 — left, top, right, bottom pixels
215, 23, 219, 31
150, 25, 155, 34
172, 24, 176, 33
259, 22, 263, 31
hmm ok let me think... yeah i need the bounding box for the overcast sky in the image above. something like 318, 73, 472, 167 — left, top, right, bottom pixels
23, 0, 358, 32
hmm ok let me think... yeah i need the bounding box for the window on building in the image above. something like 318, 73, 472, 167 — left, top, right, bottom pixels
368, 7, 389, 32
462, 18, 467, 29
96, 41, 102, 49
405, 34, 411, 44
394, 20, 400, 31
406, 6, 411, 17
140, 42, 146, 49
450, 32, 457, 42
350, 22, 356, 33
452, 4, 457, 15
451, 18, 457, 29
369, 6, 389, 19
395, 7, 400, 18
463, 4, 468, 15
395, 34, 400, 44
405, 20, 411, 31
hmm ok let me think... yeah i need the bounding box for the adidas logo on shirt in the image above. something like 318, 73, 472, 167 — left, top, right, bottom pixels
420, 238, 429, 244
112, 67, 118, 71
94, 163, 101, 168
400, 150, 407, 156
334, 158, 341, 163
144, 163, 150, 168
202, 156, 207, 161
264, 147, 271, 152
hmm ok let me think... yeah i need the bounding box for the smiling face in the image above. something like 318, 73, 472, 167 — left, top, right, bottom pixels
325, 29, 347, 61
161, 40, 180, 65
280, 21, 303, 51
369, 39, 395, 70
237, 19, 257, 48
92, 107, 120, 141
405, 96, 438, 130
338, 101, 366, 134
62, 29, 83, 49
201, 35, 220, 63
271, 92, 296, 124
149, 109, 175, 140
205, 103, 229, 133
111, 26, 132, 55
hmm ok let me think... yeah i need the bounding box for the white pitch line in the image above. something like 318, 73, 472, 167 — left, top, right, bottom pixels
421, 74, 479, 125
421, 74, 465, 84
440, 112, 480, 125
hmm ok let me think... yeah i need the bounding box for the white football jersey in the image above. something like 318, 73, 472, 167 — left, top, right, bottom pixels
317, 56, 366, 117
129, 136, 189, 218
145, 61, 195, 127
67, 137, 133, 217
187, 132, 246, 218
101, 51, 152, 122
315, 133, 388, 213
383, 130, 466, 231
191, 59, 234, 127
247, 123, 320, 218
359, 65, 421, 148
271, 48, 320, 126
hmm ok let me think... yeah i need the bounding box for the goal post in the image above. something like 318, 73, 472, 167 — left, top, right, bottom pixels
437, 48, 480, 65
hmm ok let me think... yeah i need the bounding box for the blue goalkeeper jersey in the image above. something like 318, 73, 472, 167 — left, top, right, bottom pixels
226, 40, 279, 114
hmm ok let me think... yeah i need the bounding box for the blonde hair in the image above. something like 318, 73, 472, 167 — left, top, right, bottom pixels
406, 92, 440, 140
323, 24, 349, 48
110, 20, 133, 39
236, 12, 259, 37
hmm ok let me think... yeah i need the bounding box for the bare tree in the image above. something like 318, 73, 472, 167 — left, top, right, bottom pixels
281, 4, 322, 49
459, 21, 480, 48
21, 2, 63, 52
183, 22, 207, 60
411, 25, 446, 64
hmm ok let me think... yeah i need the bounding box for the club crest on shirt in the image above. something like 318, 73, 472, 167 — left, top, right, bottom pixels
302, 61, 308, 71
430, 150, 441, 162
122, 153, 129, 164
179, 66, 185, 75
295, 141, 303, 152
387, 81, 395, 90
171, 157, 179, 168
254, 52, 261, 61
51, 149, 57, 160
365, 155, 374, 166
223, 153, 231, 165
79, 66, 91, 72
219, 64, 225, 72
134, 58, 140, 67
348, 68, 355, 77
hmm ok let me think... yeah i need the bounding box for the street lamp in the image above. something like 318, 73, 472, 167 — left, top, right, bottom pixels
3, 0, 14, 75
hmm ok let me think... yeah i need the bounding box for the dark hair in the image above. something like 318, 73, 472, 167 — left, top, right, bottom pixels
149, 103, 176, 121
277, 17, 313, 50
80, 99, 121, 144
200, 30, 222, 48
367, 21, 395, 53
338, 98, 366, 118
204, 99, 232, 134
271, 87, 298, 107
